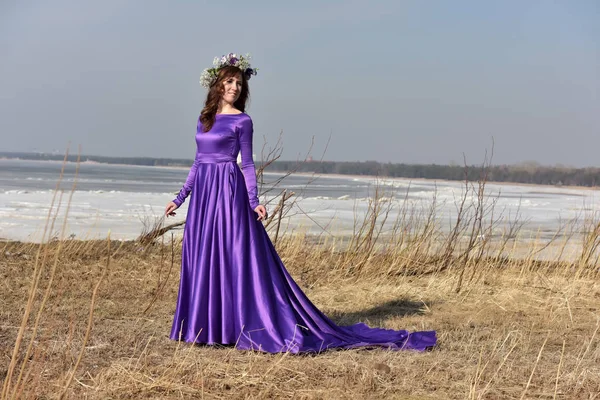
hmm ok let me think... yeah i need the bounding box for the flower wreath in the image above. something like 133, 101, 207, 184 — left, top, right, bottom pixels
199, 53, 258, 89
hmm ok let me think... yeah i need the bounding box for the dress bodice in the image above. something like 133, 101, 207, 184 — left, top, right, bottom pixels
172, 113, 259, 209
195, 113, 251, 162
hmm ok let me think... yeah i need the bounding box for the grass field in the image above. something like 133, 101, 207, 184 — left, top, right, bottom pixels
1, 234, 599, 399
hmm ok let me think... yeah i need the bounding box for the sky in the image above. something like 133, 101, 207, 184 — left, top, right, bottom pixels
0, 1, 598, 167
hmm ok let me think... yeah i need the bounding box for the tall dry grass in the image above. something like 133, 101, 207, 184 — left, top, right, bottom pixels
1, 146, 599, 398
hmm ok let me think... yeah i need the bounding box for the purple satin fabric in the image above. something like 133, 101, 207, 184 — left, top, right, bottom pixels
172, 113, 258, 209
170, 113, 437, 353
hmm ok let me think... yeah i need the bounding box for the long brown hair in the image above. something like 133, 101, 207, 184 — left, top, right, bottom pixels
199, 66, 250, 132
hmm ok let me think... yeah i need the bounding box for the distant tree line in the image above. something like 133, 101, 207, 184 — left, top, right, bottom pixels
2, 152, 598, 187
0, 152, 187, 167
266, 161, 599, 187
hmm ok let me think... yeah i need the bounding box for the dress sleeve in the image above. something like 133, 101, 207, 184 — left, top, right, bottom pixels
172, 118, 204, 207
238, 116, 260, 209
172, 153, 201, 207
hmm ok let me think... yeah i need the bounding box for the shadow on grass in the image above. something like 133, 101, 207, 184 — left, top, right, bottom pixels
326, 298, 434, 327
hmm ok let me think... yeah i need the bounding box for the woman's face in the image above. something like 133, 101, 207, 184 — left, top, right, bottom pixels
221, 74, 242, 105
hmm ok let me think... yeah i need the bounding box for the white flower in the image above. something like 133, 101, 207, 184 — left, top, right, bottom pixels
199, 68, 214, 88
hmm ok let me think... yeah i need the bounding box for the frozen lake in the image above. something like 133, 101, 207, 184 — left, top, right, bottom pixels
1, 159, 599, 243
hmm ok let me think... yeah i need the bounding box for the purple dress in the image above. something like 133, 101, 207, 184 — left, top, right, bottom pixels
170, 113, 436, 353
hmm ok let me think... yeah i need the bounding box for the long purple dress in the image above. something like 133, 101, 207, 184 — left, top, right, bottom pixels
169, 113, 436, 353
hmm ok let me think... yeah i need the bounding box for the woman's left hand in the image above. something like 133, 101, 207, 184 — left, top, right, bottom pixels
254, 205, 268, 221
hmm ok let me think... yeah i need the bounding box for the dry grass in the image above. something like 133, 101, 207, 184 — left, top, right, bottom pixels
1, 237, 599, 399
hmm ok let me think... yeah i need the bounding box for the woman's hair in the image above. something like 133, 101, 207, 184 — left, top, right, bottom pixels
199, 65, 250, 132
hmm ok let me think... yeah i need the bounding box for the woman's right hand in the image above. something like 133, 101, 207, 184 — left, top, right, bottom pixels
165, 201, 178, 217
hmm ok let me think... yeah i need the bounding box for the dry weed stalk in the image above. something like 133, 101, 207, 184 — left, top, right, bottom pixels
2, 150, 71, 399
578, 209, 600, 278
13, 151, 82, 395
59, 234, 111, 399
0, 148, 113, 399
520, 331, 550, 399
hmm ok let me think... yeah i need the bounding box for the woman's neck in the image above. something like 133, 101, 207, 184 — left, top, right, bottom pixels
218, 102, 240, 115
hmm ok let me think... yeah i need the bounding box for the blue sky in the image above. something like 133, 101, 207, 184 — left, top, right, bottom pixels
1, 1, 598, 166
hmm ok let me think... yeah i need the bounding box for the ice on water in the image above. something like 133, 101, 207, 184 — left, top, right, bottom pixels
1, 159, 598, 242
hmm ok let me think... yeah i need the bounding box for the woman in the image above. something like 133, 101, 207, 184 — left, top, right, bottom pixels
165, 53, 436, 353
